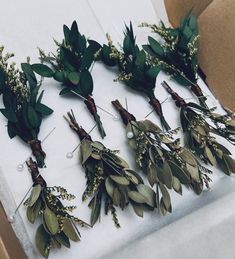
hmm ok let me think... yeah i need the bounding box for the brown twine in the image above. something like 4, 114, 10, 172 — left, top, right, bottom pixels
26, 158, 47, 187
112, 100, 136, 125
84, 95, 97, 115
28, 139, 46, 158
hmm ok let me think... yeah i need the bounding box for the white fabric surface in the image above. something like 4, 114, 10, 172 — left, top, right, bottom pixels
0, 1, 234, 259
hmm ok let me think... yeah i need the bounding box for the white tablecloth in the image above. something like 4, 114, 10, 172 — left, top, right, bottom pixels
0, 1, 234, 259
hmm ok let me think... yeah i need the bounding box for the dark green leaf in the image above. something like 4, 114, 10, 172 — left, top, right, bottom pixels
27, 105, 40, 128
21, 63, 37, 88
148, 36, 164, 56
59, 87, 71, 96
31, 64, 54, 78
80, 70, 93, 96
168, 160, 190, 185
53, 71, 65, 82
90, 194, 101, 226
68, 72, 80, 85
146, 66, 161, 78
0, 108, 17, 123
35, 103, 53, 115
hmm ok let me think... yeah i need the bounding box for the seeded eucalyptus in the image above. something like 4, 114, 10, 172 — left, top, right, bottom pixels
141, 14, 209, 108
0, 47, 53, 167
64, 110, 156, 226
25, 158, 86, 258
97, 23, 170, 131
32, 21, 106, 138
162, 81, 235, 175
112, 100, 211, 212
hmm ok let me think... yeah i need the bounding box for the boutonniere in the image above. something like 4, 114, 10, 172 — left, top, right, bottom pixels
0, 47, 53, 167
25, 158, 87, 258
32, 21, 106, 138
64, 110, 156, 226
142, 14, 208, 108
162, 81, 235, 175
97, 23, 170, 131
112, 100, 211, 213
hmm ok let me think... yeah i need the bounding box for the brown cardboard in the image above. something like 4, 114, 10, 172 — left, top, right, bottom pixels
164, 0, 235, 111
0, 202, 27, 259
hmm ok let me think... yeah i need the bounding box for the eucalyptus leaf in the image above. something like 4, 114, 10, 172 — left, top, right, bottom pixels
25, 184, 42, 207
110, 175, 130, 185
137, 184, 156, 207
63, 218, 80, 242
128, 191, 148, 204
35, 224, 51, 258
44, 207, 59, 235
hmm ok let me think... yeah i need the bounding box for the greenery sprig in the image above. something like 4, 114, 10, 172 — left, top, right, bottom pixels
97, 23, 170, 131
25, 158, 87, 258
64, 110, 156, 226
32, 21, 106, 138
141, 14, 208, 108
112, 100, 211, 213
0, 47, 53, 167
162, 81, 235, 175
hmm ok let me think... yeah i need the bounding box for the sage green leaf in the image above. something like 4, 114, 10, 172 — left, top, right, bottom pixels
128, 191, 148, 204
162, 162, 173, 189
68, 72, 80, 85
91, 141, 104, 151
27, 199, 42, 224
113, 188, 121, 206
31, 64, 54, 78
91, 152, 101, 160
224, 155, 235, 173
35, 224, 51, 258
148, 36, 164, 56
80, 140, 92, 164
105, 177, 115, 198
168, 160, 190, 185
55, 232, 70, 248
90, 195, 101, 226
131, 203, 144, 217
63, 219, 80, 242
226, 119, 235, 128
25, 184, 41, 207
172, 176, 182, 195
27, 105, 40, 128
147, 162, 157, 187
204, 146, 216, 166
125, 169, 144, 184
218, 156, 231, 175
125, 170, 139, 185
126, 121, 140, 137
160, 198, 167, 215
138, 120, 161, 133
186, 163, 200, 182
128, 139, 137, 150
44, 207, 59, 235
137, 184, 156, 207
35, 103, 53, 115
159, 183, 171, 211
180, 148, 197, 166
110, 175, 130, 185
